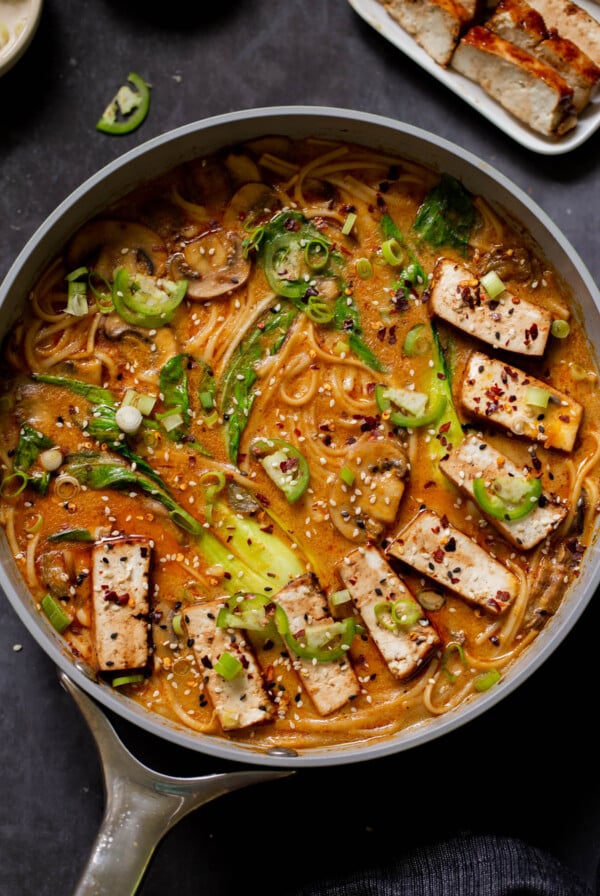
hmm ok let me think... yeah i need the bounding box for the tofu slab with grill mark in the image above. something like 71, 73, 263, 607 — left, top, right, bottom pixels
387, 509, 519, 613
429, 257, 552, 356
451, 26, 577, 136
460, 350, 583, 451
274, 574, 360, 715
486, 0, 600, 112
336, 546, 440, 680
92, 539, 151, 672
527, 0, 600, 67
185, 601, 275, 731
384, 0, 472, 65
439, 436, 567, 548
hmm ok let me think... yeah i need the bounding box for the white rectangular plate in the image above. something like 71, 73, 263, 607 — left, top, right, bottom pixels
348, 0, 600, 154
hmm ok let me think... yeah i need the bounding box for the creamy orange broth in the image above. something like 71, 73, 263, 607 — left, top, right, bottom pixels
1, 136, 599, 753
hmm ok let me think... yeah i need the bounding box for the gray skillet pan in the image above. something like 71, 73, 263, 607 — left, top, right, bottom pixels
1, 106, 600, 890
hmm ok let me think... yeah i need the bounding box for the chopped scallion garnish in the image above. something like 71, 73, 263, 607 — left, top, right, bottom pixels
551, 319, 570, 339
41, 593, 71, 633
480, 271, 505, 299
214, 651, 243, 681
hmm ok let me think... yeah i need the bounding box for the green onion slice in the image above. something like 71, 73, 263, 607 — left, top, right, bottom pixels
551, 319, 570, 339
473, 668, 501, 692
525, 386, 551, 408
0, 471, 28, 498
112, 673, 145, 688
340, 465, 355, 487
441, 641, 467, 683
480, 271, 505, 299
41, 593, 71, 633
403, 323, 431, 357
381, 237, 404, 267
356, 257, 372, 279
341, 211, 357, 236
304, 239, 330, 271
213, 651, 243, 681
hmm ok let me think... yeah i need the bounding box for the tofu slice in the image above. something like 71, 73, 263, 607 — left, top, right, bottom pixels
429, 257, 552, 356
535, 36, 600, 113
185, 601, 274, 731
487, 0, 548, 52
439, 435, 568, 548
487, 0, 600, 110
384, 0, 471, 66
451, 26, 577, 136
387, 509, 520, 613
92, 538, 151, 672
460, 350, 583, 451
336, 546, 440, 680
527, 0, 600, 67
274, 574, 359, 716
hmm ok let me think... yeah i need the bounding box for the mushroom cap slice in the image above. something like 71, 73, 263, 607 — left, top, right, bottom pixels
329, 438, 409, 543
172, 230, 251, 299
223, 182, 282, 229
66, 219, 168, 281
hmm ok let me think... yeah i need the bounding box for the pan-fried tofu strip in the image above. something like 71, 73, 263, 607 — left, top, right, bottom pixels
429, 257, 552, 356
185, 601, 274, 731
337, 546, 440, 680
451, 26, 577, 137
486, 1, 600, 112
92, 539, 151, 672
384, 0, 471, 66
527, 0, 600, 67
439, 436, 567, 548
535, 36, 600, 113
387, 509, 519, 614
460, 350, 583, 451
487, 0, 547, 52
275, 574, 359, 715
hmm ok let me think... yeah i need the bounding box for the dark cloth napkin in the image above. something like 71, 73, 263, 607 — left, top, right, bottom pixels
285, 833, 594, 896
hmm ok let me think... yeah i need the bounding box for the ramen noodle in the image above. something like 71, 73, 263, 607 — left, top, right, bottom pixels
1, 136, 599, 753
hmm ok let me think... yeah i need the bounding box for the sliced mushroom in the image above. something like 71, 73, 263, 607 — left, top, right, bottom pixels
170, 230, 251, 299
66, 219, 168, 282
185, 158, 231, 208
478, 245, 537, 284
222, 182, 282, 230
329, 438, 409, 543
39, 549, 75, 599
100, 312, 152, 343
226, 480, 262, 515
224, 152, 262, 187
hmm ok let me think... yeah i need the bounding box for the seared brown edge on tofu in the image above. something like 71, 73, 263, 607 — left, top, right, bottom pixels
460, 350, 583, 451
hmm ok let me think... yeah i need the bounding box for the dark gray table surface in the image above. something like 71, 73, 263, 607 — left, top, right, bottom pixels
1, 2, 600, 894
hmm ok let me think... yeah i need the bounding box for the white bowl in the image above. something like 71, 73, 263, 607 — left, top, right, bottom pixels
0, 0, 43, 77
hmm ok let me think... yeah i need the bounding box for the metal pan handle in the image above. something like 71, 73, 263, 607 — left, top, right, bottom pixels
59, 673, 293, 896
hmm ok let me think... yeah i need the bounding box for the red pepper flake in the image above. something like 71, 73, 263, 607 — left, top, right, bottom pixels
438, 421, 451, 434
104, 590, 129, 606
559, 414, 570, 423
432, 547, 445, 563
423, 480, 436, 489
